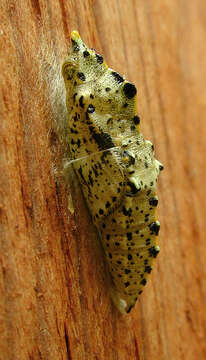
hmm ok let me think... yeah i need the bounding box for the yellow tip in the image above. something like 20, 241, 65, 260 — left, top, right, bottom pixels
71, 30, 80, 41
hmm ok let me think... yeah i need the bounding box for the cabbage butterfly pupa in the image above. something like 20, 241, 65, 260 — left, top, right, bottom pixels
62, 31, 163, 314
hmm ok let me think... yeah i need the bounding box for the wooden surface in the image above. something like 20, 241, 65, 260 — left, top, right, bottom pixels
0, 1, 205, 359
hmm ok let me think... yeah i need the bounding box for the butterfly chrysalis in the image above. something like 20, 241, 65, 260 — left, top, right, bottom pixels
62, 31, 163, 314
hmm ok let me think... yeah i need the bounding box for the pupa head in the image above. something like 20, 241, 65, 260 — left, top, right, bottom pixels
62, 30, 107, 92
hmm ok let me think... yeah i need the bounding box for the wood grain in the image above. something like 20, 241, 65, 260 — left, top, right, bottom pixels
0, 1, 205, 359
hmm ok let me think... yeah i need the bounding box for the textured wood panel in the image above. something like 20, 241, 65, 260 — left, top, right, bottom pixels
0, 0, 205, 359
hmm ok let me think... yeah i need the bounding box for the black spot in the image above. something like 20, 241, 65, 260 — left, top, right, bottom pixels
130, 125, 136, 131
99, 208, 104, 215
138, 290, 142, 295
123, 206, 132, 217
133, 115, 140, 125
149, 222, 160, 235
105, 87, 111, 92
102, 223, 106, 228
107, 118, 113, 126
73, 93, 77, 102
117, 261, 122, 264
106, 234, 110, 240
146, 238, 151, 245
90, 94, 94, 99
126, 305, 134, 313
115, 242, 120, 246
123, 82, 137, 99
128, 254, 132, 260
70, 128, 78, 134
123, 151, 135, 166
125, 282, 130, 287
77, 167, 87, 185
127, 232, 132, 240
89, 127, 114, 151
112, 196, 117, 202
149, 197, 158, 206
85, 112, 91, 123
77, 72, 86, 81
93, 167, 98, 177
111, 71, 124, 83
71, 39, 77, 46
105, 201, 111, 208
140, 278, 147, 286
126, 181, 140, 197
125, 269, 131, 274
79, 96, 85, 108
159, 164, 164, 171
145, 266, 152, 273
109, 253, 112, 259
74, 45, 80, 52
87, 104, 95, 113
148, 246, 160, 258
71, 40, 80, 52
100, 150, 109, 164
123, 103, 128, 108
96, 53, 103, 64
83, 50, 90, 57
88, 174, 93, 186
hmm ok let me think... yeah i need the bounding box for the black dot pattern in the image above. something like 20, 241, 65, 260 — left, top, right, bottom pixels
63, 30, 163, 314
123, 82, 137, 99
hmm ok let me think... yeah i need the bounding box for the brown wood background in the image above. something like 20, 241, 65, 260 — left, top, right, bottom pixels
0, 1, 205, 359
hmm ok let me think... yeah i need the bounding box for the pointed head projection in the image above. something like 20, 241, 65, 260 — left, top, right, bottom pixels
62, 31, 107, 92
62, 31, 138, 125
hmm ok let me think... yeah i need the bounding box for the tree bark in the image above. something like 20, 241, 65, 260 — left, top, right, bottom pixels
0, 1, 205, 359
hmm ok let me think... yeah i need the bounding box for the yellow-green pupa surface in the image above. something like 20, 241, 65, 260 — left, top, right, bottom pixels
62, 31, 163, 314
